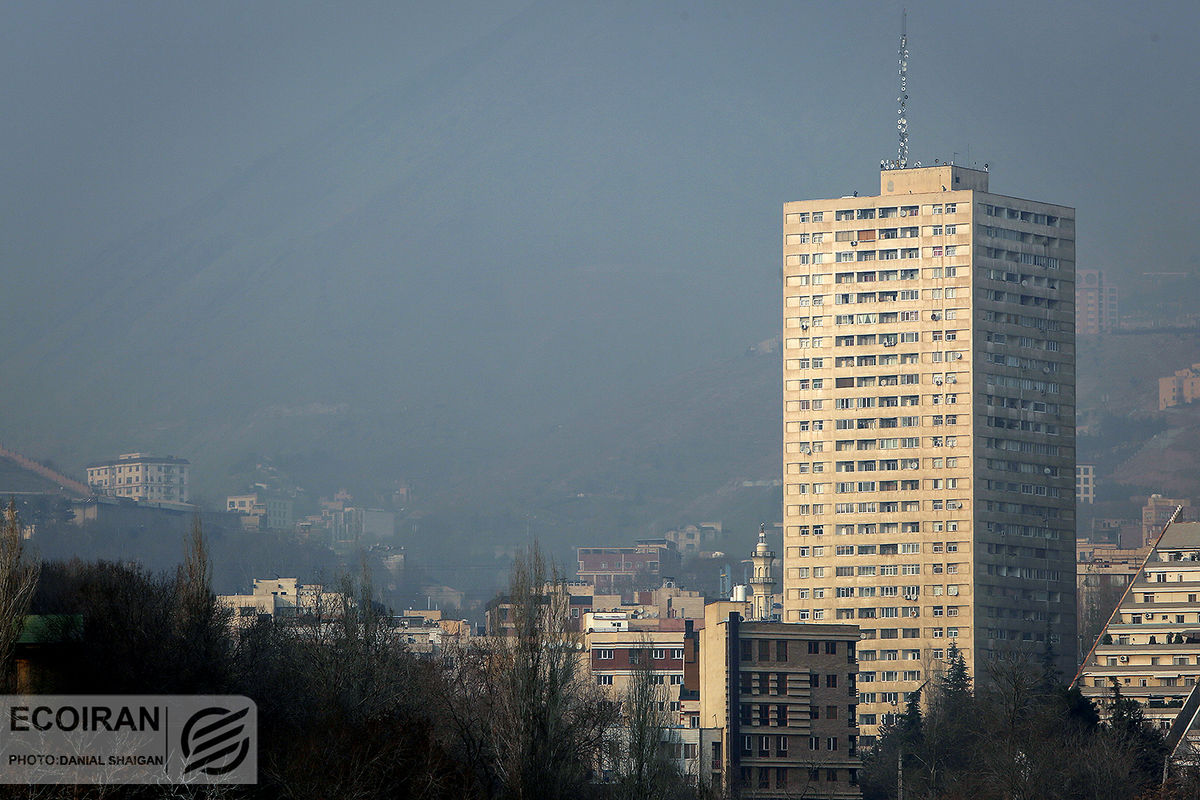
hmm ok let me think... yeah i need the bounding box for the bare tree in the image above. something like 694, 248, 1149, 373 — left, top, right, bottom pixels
481, 543, 617, 800
615, 637, 686, 800
0, 501, 40, 691
174, 517, 230, 691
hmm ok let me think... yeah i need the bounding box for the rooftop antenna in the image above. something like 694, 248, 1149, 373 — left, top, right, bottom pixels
896, 9, 910, 169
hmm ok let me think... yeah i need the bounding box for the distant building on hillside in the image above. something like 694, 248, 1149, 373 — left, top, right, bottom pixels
218, 577, 346, 627
86, 453, 189, 504
1144, 495, 1198, 547
1076, 464, 1096, 505
663, 522, 722, 554
299, 498, 395, 548
1160, 363, 1200, 410
227, 492, 294, 530
577, 539, 681, 591
1075, 269, 1119, 335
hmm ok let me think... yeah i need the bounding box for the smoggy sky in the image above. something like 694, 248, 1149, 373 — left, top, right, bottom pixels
1, 1, 1197, 485
2, 1, 1197, 276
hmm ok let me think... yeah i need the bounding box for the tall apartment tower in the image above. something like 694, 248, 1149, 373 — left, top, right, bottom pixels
781, 164, 1077, 741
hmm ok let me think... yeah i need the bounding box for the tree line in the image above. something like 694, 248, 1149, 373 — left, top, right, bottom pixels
0, 510, 708, 799
861, 641, 1200, 800
4, 505, 1200, 799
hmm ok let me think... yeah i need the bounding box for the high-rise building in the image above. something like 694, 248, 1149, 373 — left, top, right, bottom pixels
781, 164, 1077, 740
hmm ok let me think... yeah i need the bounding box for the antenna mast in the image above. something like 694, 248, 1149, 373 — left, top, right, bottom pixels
896, 9, 909, 169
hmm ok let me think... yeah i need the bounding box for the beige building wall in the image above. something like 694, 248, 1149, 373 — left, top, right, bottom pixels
781, 165, 1077, 740
1076, 464, 1096, 505
1159, 364, 1200, 410
218, 577, 345, 627
587, 627, 688, 724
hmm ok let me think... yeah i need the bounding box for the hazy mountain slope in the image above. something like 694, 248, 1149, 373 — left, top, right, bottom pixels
1, 2, 814, 499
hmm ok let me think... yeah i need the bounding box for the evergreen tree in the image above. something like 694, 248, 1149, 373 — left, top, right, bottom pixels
1038, 624, 1061, 695
1108, 678, 1167, 783
939, 641, 971, 699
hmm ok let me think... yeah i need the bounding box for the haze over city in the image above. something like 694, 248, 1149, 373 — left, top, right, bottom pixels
0, 1, 1195, 602
5, 1, 1200, 797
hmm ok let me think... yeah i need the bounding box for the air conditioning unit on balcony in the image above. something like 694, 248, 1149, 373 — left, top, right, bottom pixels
1119, 656, 1129, 663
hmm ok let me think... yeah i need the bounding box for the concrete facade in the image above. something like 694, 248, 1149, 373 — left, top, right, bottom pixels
218, 577, 345, 627
781, 165, 1077, 738
587, 627, 689, 725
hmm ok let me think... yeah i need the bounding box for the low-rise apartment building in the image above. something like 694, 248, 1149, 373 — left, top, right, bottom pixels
699, 603, 861, 799
218, 577, 344, 627
227, 492, 294, 530
1075, 521, 1200, 732
577, 539, 682, 590
1160, 363, 1200, 410
86, 453, 190, 504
